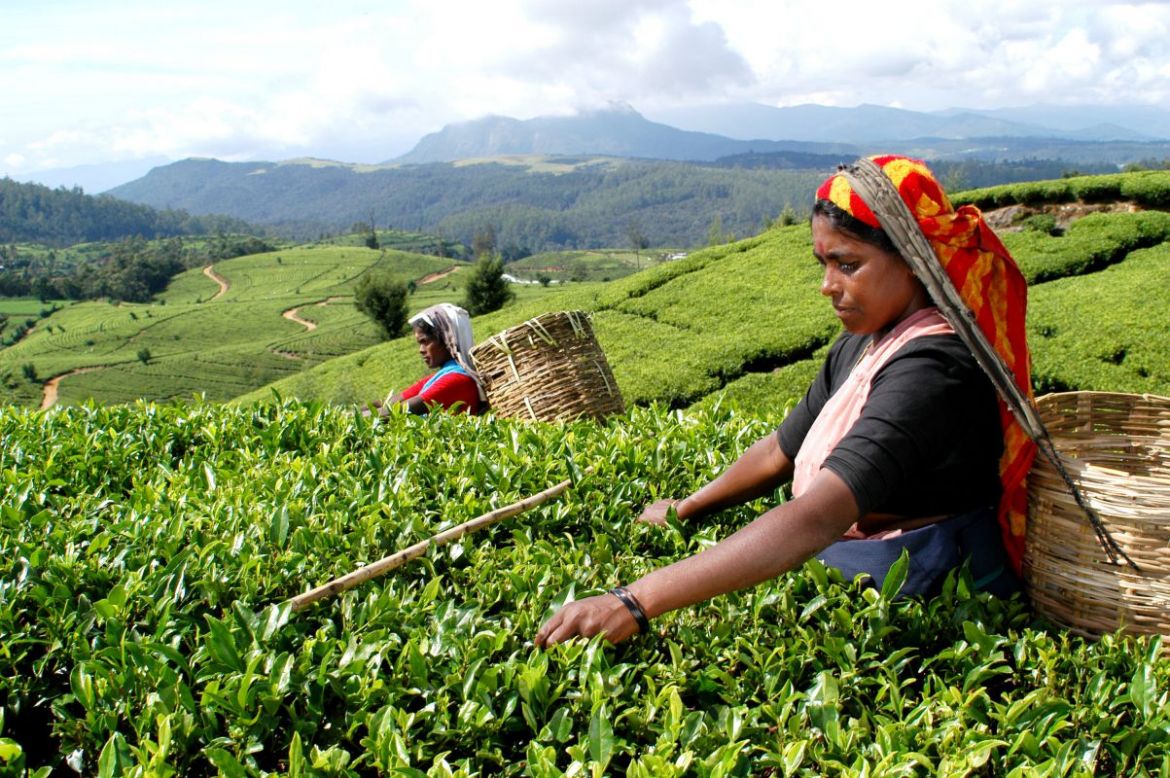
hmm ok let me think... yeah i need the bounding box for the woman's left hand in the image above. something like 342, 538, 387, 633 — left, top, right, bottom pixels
534, 593, 641, 647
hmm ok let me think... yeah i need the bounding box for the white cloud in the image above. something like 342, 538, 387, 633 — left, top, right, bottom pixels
3, 0, 1170, 175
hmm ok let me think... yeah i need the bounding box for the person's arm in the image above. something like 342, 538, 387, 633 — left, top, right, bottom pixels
414, 371, 479, 414
377, 378, 427, 416
534, 467, 860, 647
638, 433, 793, 525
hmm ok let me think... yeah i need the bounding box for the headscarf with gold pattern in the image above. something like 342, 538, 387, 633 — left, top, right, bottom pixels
815, 154, 1036, 575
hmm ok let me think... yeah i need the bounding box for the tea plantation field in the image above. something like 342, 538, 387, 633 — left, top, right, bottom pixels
0, 247, 553, 408
5, 172, 1170, 775
3, 401, 1168, 776
244, 203, 1170, 413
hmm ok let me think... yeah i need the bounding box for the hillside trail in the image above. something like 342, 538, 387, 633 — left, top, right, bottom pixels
202, 265, 230, 300
41, 366, 103, 410
418, 266, 461, 285
283, 307, 318, 331
984, 201, 1141, 231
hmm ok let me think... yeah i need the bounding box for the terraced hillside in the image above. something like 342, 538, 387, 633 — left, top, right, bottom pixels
242, 171, 1170, 416
0, 246, 472, 406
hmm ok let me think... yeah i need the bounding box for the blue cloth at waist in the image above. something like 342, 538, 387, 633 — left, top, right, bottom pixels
814, 505, 1020, 598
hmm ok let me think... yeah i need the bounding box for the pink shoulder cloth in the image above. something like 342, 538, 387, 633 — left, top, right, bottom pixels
792, 307, 954, 497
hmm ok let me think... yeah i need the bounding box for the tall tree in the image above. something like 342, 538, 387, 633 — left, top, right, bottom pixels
462, 254, 513, 316
626, 219, 648, 269
354, 272, 409, 340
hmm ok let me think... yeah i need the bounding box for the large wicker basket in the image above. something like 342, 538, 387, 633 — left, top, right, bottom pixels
469, 310, 624, 422
1024, 391, 1170, 639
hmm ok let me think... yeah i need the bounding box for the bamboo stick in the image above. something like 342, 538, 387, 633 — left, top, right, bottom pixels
288, 479, 571, 611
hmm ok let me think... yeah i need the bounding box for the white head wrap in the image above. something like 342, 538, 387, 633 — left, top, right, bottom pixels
408, 303, 485, 400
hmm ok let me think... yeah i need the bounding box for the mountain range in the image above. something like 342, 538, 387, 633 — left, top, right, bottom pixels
99, 102, 1170, 252
16, 101, 1170, 195
393, 102, 1170, 165
642, 102, 1170, 146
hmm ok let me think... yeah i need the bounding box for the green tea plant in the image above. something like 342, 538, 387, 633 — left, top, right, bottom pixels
2, 400, 1168, 776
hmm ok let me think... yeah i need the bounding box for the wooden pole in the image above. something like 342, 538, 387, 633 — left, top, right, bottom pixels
287, 479, 571, 612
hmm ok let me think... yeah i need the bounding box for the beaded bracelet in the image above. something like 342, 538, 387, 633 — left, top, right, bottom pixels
608, 586, 650, 634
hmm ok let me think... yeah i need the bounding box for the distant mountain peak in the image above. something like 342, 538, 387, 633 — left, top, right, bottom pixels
390, 106, 844, 165
589, 100, 641, 116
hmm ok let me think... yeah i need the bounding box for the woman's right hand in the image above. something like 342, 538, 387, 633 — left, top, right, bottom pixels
637, 498, 680, 526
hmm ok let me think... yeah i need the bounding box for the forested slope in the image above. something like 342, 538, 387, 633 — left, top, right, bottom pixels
0, 177, 253, 246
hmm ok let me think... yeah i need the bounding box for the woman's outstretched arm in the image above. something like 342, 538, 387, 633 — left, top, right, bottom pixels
535, 467, 859, 647
638, 432, 794, 525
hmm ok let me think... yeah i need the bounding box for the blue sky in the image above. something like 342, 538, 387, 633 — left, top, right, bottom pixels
4, 0, 1170, 180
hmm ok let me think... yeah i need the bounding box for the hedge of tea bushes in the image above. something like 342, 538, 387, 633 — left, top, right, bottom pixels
1002, 210, 1170, 283
2, 400, 1169, 776
957, 170, 1170, 210
1028, 243, 1170, 395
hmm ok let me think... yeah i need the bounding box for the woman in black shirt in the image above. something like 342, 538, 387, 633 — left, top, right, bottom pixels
536, 155, 1034, 647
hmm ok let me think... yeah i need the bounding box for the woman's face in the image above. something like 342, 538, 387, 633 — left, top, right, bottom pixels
414, 327, 452, 369
811, 215, 929, 336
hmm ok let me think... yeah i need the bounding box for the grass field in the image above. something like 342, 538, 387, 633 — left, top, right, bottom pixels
0, 297, 61, 317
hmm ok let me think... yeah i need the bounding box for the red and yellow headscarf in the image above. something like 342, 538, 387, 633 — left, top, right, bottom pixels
816, 154, 1036, 575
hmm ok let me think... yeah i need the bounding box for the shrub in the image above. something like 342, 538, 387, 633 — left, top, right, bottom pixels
353, 271, 409, 340
462, 254, 514, 316
1022, 214, 1059, 236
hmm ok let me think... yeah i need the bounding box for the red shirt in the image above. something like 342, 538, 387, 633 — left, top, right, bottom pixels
400, 370, 482, 414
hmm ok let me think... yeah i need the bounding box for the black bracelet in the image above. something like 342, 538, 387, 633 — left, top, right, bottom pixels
609, 586, 650, 634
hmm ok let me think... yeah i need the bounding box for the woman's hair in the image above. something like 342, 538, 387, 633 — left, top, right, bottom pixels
812, 198, 899, 256
412, 319, 437, 340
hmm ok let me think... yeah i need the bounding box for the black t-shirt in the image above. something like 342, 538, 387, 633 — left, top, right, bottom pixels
778, 331, 1003, 519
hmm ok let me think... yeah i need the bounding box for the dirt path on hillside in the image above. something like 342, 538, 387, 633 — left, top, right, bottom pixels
283, 307, 318, 331
41, 366, 103, 410
984, 201, 1141, 232
418, 266, 461, 285
203, 265, 230, 300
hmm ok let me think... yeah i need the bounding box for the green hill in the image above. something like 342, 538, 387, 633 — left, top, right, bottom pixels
0, 176, 254, 246
0, 245, 488, 407
5, 170, 1170, 414
239, 173, 1170, 416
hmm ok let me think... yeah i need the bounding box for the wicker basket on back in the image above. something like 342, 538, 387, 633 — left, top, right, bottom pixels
1024, 391, 1170, 640
469, 310, 624, 422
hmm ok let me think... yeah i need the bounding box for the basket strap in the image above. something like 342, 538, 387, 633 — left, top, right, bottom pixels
843, 158, 1137, 570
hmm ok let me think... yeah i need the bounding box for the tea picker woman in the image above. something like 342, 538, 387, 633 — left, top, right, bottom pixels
536, 155, 1037, 647
372, 303, 486, 416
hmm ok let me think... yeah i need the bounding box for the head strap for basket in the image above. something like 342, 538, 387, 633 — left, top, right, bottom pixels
842, 157, 1137, 569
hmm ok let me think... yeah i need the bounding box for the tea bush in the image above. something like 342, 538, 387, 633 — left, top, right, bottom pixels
957, 170, 1170, 210
2, 401, 1167, 776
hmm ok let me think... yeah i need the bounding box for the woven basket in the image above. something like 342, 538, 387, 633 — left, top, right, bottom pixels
469, 310, 624, 422
1024, 391, 1170, 639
